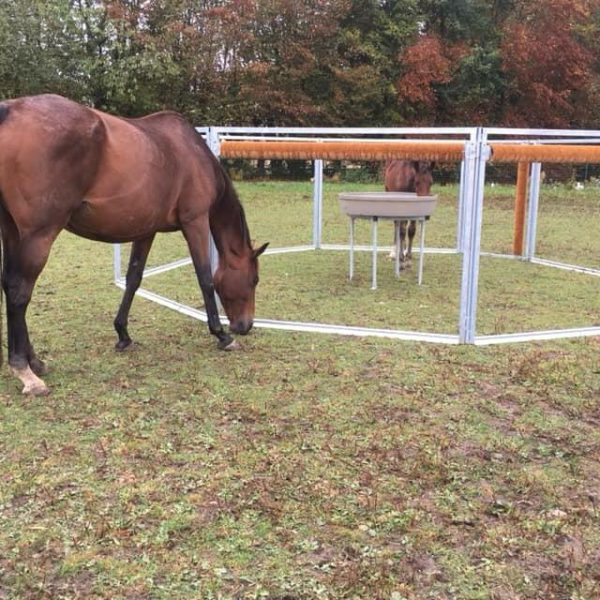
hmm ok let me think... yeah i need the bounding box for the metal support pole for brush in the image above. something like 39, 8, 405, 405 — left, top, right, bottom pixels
525, 162, 542, 261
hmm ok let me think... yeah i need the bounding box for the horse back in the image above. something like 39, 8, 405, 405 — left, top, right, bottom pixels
0, 94, 223, 242
79, 108, 221, 238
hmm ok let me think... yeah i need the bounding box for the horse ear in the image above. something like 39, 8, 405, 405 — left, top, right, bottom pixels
253, 242, 269, 258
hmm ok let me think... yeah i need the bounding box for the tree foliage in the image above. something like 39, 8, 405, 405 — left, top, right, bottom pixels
500, 0, 597, 126
1, 0, 599, 128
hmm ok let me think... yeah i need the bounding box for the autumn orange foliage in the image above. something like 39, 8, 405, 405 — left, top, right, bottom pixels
396, 35, 452, 108
500, 0, 595, 126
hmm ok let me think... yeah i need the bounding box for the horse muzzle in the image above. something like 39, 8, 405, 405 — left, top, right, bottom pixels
230, 319, 253, 335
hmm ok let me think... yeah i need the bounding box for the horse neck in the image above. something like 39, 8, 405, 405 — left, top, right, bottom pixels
210, 184, 251, 265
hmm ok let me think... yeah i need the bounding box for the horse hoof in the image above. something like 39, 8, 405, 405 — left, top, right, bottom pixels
22, 381, 50, 396
219, 338, 240, 351
115, 339, 133, 352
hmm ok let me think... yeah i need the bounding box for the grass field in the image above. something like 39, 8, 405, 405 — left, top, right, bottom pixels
0, 180, 599, 599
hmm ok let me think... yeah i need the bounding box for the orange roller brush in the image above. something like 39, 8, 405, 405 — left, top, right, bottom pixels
490, 144, 600, 164
220, 140, 465, 162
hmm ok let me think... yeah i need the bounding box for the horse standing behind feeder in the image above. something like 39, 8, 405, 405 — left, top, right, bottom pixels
384, 160, 434, 266
0, 94, 268, 396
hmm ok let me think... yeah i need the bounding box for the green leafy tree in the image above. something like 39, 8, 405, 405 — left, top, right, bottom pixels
2, 0, 599, 129
0, 0, 88, 99
332, 0, 418, 125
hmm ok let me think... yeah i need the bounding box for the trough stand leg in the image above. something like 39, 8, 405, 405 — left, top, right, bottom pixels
394, 220, 401, 278
371, 217, 378, 290
349, 217, 355, 280
418, 219, 426, 285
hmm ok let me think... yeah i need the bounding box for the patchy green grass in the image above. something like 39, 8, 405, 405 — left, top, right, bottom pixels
0, 181, 599, 599
142, 181, 599, 336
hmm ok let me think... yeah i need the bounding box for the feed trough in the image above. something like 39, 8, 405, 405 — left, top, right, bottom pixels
338, 192, 438, 288
338, 191, 437, 219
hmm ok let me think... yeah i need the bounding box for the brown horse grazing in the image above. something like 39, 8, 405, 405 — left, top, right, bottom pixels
384, 160, 434, 265
0, 94, 268, 396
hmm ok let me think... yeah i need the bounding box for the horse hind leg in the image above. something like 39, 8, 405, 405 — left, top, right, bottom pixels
113, 235, 155, 351
3, 230, 58, 396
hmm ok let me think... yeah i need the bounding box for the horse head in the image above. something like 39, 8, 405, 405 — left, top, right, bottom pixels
213, 242, 269, 335
413, 160, 435, 196
412, 161, 435, 196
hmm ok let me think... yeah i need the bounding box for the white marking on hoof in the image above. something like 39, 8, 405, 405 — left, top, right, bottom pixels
11, 366, 49, 396
224, 339, 241, 351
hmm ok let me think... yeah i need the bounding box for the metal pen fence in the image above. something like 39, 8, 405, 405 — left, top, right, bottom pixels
113, 126, 600, 345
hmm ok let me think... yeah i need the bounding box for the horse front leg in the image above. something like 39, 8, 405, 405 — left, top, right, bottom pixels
405, 219, 417, 267
389, 221, 398, 260
181, 219, 237, 350
114, 235, 155, 350
399, 220, 408, 269
2, 232, 56, 395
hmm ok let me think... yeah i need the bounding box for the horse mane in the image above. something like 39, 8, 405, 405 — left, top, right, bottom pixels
0, 104, 9, 125
225, 176, 252, 249
211, 158, 253, 255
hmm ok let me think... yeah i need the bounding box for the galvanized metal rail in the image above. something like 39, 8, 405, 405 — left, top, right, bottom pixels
113, 126, 600, 345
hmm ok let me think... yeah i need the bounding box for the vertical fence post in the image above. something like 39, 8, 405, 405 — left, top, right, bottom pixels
458, 128, 489, 344
206, 127, 221, 275
113, 243, 122, 284
456, 159, 467, 252
312, 159, 323, 249
524, 162, 542, 261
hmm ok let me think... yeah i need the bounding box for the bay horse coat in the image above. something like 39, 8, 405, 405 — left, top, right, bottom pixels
384, 160, 434, 264
0, 94, 267, 395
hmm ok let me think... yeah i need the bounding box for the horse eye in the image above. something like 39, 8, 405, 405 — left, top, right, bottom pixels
252, 275, 259, 287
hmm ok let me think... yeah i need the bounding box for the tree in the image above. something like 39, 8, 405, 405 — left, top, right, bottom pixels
0, 0, 88, 100
328, 0, 417, 125
2, 0, 599, 129
394, 0, 509, 125
235, 0, 352, 125
438, 45, 507, 125
500, 0, 596, 127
